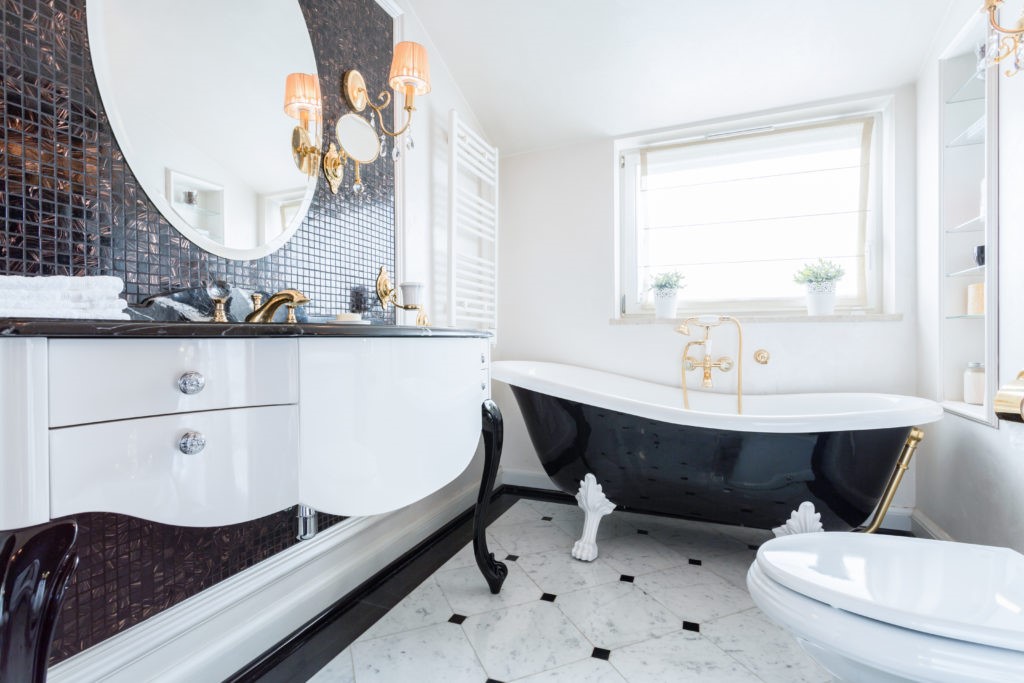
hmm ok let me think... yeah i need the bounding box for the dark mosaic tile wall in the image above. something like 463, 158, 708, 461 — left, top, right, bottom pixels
1, 0, 395, 662
1, 0, 395, 320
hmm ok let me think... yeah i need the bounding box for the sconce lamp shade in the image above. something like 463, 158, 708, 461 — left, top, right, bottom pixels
284, 72, 322, 119
388, 41, 431, 96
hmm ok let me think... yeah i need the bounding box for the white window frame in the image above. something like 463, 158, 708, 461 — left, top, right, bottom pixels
616, 95, 892, 318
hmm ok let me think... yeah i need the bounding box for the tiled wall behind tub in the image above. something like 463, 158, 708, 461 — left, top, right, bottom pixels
1, 0, 393, 662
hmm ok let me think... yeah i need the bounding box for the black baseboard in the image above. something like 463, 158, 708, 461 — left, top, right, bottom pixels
225, 486, 530, 683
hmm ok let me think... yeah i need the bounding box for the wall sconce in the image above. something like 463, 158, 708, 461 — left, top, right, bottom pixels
284, 73, 323, 176
376, 266, 429, 326
322, 42, 431, 195
985, 0, 1024, 76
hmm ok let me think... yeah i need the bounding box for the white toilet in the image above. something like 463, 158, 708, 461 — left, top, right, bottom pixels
747, 532, 1024, 682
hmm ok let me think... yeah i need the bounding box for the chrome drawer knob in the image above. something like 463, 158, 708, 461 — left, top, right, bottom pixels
178, 432, 206, 455
178, 371, 206, 395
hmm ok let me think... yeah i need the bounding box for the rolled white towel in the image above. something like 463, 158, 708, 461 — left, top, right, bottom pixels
0, 299, 127, 311
0, 275, 124, 295
0, 305, 129, 320
0, 289, 126, 304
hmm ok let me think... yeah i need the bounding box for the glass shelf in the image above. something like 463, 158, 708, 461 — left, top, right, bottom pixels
942, 400, 988, 423
945, 215, 984, 234
947, 116, 985, 148
172, 201, 221, 218
945, 265, 985, 277
946, 70, 985, 104
945, 314, 984, 319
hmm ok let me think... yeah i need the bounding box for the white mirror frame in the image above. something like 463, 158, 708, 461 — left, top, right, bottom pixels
86, 0, 319, 262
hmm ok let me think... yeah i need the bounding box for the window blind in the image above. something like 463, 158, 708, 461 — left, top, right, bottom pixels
633, 116, 875, 304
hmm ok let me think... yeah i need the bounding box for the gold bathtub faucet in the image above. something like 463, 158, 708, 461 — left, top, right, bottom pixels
676, 316, 744, 413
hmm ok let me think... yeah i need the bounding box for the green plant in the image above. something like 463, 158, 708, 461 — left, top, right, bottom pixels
650, 271, 685, 291
793, 259, 845, 285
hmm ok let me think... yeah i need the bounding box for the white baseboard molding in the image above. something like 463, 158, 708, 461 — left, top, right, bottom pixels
49, 482, 478, 683
878, 505, 913, 532
498, 467, 557, 492
910, 509, 955, 541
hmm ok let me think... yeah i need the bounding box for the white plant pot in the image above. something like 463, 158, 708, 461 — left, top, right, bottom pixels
653, 289, 679, 318
805, 282, 837, 316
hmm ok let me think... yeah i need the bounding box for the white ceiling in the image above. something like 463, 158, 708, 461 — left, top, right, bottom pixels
404, 0, 959, 156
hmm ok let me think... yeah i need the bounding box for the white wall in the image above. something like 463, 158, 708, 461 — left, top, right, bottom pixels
392, 1, 489, 326
494, 86, 922, 520
915, 0, 1024, 551
361, 0, 489, 529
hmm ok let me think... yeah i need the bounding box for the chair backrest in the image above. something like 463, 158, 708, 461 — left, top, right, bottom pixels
1, 521, 79, 683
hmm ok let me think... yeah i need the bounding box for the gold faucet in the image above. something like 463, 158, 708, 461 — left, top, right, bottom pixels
245, 289, 310, 323
676, 315, 743, 413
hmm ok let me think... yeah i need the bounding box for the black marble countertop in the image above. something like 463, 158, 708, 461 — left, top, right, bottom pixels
0, 318, 491, 339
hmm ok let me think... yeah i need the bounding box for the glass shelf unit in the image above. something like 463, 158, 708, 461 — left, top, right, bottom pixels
946, 69, 985, 104
937, 15, 999, 426
945, 215, 984, 234
945, 265, 985, 277
947, 115, 985, 147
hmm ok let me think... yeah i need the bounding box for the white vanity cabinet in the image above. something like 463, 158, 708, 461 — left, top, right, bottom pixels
299, 337, 489, 517
0, 332, 490, 531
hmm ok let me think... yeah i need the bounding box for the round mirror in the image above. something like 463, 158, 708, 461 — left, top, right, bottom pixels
86, 0, 319, 261
336, 114, 381, 164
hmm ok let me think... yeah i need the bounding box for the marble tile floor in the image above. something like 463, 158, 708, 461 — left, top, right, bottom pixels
308, 499, 829, 683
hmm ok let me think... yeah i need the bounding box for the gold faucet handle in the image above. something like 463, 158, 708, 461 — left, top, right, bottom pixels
211, 299, 228, 323
251, 293, 264, 310
754, 349, 770, 365
285, 297, 309, 324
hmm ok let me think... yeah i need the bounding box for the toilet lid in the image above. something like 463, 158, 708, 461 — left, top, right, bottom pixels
756, 533, 1024, 652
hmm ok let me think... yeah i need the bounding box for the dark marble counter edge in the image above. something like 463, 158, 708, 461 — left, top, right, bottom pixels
0, 319, 492, 339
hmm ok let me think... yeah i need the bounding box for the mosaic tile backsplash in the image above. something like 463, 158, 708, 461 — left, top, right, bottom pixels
2, 0, 394, 662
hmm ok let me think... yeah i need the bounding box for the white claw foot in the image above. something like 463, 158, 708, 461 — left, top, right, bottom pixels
572, 473, 616, 561
772, 501, 824, 537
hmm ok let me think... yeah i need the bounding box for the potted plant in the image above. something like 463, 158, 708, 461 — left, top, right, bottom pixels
650, 271, 685, 318
793, 259, 845, 315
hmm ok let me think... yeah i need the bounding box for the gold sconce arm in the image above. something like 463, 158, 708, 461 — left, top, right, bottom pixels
984, 0, 1024, 76
986, 0, 1024, 34
363, 89, 416, 139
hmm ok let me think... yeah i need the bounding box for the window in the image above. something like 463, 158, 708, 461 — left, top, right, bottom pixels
619, 110, 882, 315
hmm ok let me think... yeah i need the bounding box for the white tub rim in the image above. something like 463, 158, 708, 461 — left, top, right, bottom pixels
492, 360, 943, 434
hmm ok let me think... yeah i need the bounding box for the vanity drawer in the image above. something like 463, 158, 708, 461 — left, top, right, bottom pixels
48, 338, 298, 427
49, 405, 298, 526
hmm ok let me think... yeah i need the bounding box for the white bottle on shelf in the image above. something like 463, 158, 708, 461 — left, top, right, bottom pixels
964, 362, 985, 405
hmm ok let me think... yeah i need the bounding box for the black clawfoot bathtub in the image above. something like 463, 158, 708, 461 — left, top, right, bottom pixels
494, 361, 942, 531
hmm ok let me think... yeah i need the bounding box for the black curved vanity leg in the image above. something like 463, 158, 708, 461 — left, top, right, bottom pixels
474, 399, 508, 594
1, 520, 79, 683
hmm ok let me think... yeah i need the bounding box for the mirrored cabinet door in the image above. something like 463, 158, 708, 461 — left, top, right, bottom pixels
938, 13, 999, 425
